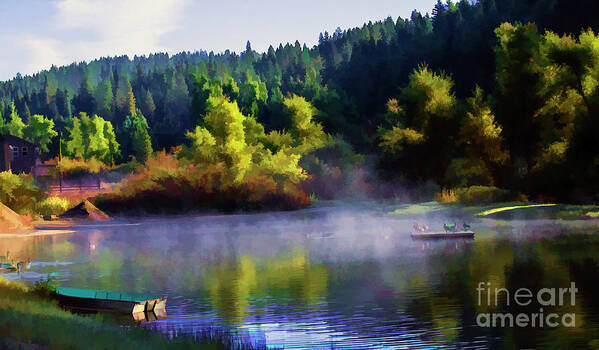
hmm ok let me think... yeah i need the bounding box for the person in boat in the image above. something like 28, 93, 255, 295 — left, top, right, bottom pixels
413, 222, 422, 232
414, 222, 430, 233
463, 222, 471, 231
444, 223, 458, 232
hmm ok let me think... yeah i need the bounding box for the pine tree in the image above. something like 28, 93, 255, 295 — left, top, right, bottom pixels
127, 85, 136, 117
6, 102, 25, 138
72, 76, 96, 115
140, 89, 156, 121
95, 79, 114, 119
131, 112, 153, 163
0, 104, 5, 134
115, 75, 133, 117
23, 102, 31, 122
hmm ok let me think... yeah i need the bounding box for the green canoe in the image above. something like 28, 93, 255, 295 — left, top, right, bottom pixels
55, 287, 167, 314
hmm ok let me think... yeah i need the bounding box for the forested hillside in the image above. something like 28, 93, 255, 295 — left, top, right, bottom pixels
2, 0, 599, 203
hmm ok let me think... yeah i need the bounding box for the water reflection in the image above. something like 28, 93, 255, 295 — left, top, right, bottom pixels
204, 250, 329, 325
1, 209, 599, 348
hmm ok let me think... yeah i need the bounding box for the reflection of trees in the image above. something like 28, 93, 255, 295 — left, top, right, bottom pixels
204, 249, 328, 324
48, 239, 76, 260
89, 249, 125, 290
395, 229, 599, 347
0, 236, 53, 263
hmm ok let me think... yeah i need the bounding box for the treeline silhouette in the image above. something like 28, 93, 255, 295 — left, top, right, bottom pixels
1, 0, 599, 202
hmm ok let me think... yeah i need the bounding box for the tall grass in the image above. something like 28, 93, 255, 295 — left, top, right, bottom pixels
435, 189, 457, 203
0, 277, 270, 349
435, 186, 524, 205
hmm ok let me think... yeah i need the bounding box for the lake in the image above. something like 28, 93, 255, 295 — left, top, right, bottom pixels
2, 204, 599, 349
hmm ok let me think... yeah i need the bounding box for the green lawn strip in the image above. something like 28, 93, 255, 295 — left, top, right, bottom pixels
476, 204, 599, 219
387, 202, 445, 215
476, 204, 558, 217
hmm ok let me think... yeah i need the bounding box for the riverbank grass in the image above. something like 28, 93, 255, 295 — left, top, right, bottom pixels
0, 276, 264, 349
387, 201, 599, 221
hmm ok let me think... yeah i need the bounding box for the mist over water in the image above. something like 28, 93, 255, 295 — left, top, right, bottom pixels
2, 204, 599, 349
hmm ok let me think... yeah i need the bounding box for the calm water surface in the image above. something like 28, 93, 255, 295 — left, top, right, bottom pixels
2, 205, 599, 349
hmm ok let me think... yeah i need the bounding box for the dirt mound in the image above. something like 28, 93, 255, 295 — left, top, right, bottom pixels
0, 202, 32, 233
59, 200, 111, 221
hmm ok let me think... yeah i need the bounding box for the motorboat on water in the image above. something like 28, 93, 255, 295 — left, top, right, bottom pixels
411, 222, 475, 240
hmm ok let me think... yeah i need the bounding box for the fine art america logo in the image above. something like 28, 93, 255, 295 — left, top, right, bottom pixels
476, 282, 578, 328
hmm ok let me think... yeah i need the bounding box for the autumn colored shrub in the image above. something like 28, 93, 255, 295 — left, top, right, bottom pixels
94, 152, 310, 213
435, 189, 458, 203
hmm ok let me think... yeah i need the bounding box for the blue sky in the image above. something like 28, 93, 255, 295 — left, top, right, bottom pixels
0, 0, 433, 81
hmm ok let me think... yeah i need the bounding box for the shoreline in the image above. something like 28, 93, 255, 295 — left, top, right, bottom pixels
0, 229, 75, 238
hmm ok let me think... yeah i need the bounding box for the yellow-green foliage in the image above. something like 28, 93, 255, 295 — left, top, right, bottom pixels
243, 115, 266, 145
0, 172, 45, 214
379, 127, 425, 153
446, 87, 509, 187
460, 87, 509, 165
35, 197, 70, 217
184, 94, 321, 185
65, 113, 119, 164
203, 96, 253, 182
454, 186, 520, 205
4, 102, 25, 138
22, 114, 58, 154
259, 149, 306, 184
57, 157, 110, 180
99, 93, 326, 212
545, 30, 599, 94
495, 23, 544, 90
185, 125, 217, 163
379, 66, 456, 158
533, 140, 568, 171
402, 66, 456, 128
284, 95, 327, 154
261, 130, 295, 153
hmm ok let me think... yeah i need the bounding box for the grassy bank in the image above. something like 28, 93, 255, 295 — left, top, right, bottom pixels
0, 277, 265, 350
388, 201, 599, 221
